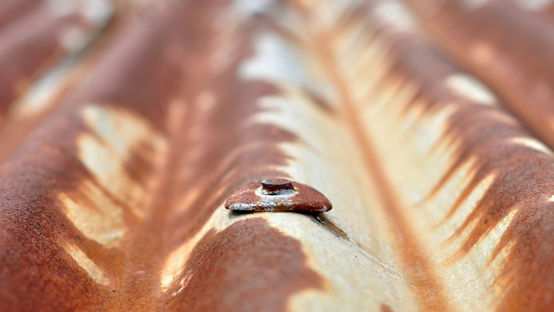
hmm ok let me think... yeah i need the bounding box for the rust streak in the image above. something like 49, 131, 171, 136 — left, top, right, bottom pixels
306, 17, 452, 312
372, 11, 554, 310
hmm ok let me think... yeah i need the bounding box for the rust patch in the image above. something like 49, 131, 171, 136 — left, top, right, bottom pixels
0, 0, 38, 30
0, 2, 194, 310
403, 0, 554, 149
381, 303, 394, 312
163, 218, 323, 312
302, 87, 335, 114
365, 10, 554, 311
0, 0, 310, 310
155, 0, 301, 254
0, 3, 102, 116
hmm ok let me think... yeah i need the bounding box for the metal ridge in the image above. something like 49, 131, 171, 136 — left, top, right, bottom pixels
403, 0, 554, 150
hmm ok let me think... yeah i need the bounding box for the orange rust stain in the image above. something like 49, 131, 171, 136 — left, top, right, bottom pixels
2, 0, 552, 310
404, 0, 554, 150
154, 0, 300, 251
310, 18, 452, 312
0, 0, 39, 30
0, 3, 197, 310
0, 4, 90, 115
163, 218, 323, 312
0, 1, 305, 310
381, 303, 394, 312
372, 15, 554, 311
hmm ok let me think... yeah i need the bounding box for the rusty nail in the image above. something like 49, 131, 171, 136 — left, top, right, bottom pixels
261, 178, 294, 195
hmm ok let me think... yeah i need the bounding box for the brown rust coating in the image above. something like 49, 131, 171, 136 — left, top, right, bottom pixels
2, 4, 177, 311
0, 2, 99, 116
2, 0, 553, 310
163, 218, 323, 312
224, 180, 332, 212
0, 6, 181, 308
0, 0, 40, 30
356, 4, 554, 310
403, 0, 554, 150
380, 304, 394, 312
0, 0, 323, 310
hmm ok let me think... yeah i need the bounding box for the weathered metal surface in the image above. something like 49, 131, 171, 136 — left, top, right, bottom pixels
0, 0, 552, 311
0, 0, 40, 30
309, 1, 554, 310
402, 0, 554, 150
0, 0, 111, 119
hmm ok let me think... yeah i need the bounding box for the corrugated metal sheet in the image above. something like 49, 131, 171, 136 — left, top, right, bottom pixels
0, 0, 552, 311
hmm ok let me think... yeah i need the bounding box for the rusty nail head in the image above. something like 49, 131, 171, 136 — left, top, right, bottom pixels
224, 178, 332, 212
261, 178, 294, 195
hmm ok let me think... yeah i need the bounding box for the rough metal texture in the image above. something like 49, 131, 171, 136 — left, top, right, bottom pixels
403, 0, 554, 150
0, 0, 552, 311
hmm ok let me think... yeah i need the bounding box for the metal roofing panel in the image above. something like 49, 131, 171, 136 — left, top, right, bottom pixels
0, 0, 552, 311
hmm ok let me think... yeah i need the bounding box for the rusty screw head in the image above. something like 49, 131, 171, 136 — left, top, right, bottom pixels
224, 178, 332, 212
261, 178, 294, 195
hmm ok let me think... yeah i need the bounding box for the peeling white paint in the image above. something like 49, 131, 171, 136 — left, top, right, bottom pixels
64, 243, 110, 286
516, 0, 552, 11
231, 0, 274, 21
60, 25, 87, 52
446, 74, 497, 105
462, 0, 492, 9
239, 32, 337, 109
510, 137, 553, 156
59, 182, 126, 247
373, 0, 417, 31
